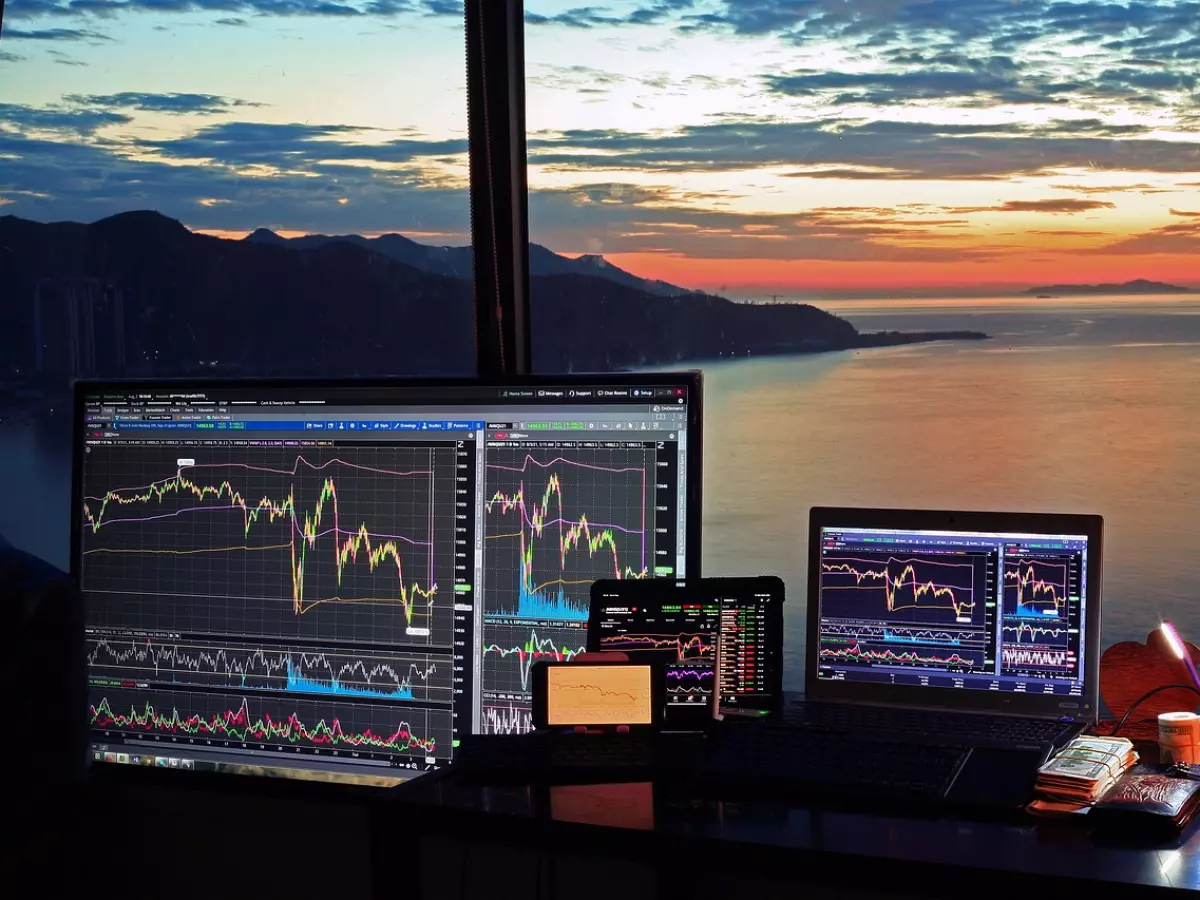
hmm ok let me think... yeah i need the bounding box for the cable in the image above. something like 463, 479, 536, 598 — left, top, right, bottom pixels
1107, 683, 1200, 736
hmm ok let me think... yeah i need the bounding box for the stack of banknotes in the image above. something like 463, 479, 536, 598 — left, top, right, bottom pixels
1027, 735, 1138, 816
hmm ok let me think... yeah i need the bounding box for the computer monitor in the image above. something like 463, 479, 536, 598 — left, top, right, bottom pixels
807, 507, 1102, 720
73, 374, 702, 784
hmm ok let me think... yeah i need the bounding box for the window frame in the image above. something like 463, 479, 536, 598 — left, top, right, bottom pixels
467, 0, 533, 376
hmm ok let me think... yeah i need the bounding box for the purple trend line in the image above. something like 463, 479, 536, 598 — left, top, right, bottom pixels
485, 503, 644, 535
84, 456, 433, 500
87, 505, 432, 545
487, 454, 648, 573
486, 456, 645, 475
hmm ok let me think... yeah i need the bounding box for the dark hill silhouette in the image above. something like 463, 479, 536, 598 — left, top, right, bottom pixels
1024, 278, 1191, 295
532, 275, 859, 371
0, 211, 474, 379
0, 211, 988, 389
245, 228, 696, 296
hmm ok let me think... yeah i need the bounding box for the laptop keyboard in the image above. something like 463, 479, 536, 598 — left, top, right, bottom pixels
698, 726, 968, 803
781, 702, 1072, 749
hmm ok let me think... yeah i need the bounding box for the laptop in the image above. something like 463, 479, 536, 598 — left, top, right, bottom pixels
796, 506, 1103, 760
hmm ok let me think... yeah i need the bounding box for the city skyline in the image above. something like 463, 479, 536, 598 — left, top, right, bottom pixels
1, 0, 1199, 296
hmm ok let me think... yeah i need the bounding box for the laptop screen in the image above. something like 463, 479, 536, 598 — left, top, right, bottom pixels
814, 524, 1093, 703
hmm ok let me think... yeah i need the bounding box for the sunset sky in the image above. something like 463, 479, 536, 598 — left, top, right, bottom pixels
2, 0, 1199, 296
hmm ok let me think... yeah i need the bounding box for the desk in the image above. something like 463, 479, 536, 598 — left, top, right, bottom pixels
372, 769, 1200, 899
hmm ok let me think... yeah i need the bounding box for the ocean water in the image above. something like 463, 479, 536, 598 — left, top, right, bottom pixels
700, 295, 1200, 687
3, 296, 1198, 692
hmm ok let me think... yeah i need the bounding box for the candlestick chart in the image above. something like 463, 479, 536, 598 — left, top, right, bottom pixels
87, 636, 452, 702
79, 446, 458, 646
597, 631, 714, 663
483, 446, 652, 622
818, 553, 985, 627
1003, 558, 1071, 619
89, 686, 451, 759
482, 622, 587, 694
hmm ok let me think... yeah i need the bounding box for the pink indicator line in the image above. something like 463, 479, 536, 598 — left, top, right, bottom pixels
87, 505, 432, 545
84, 456, 432, 501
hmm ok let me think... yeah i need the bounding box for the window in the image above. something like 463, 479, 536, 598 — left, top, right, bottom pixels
524, 0, 1200, 688
0, 1, 475, 569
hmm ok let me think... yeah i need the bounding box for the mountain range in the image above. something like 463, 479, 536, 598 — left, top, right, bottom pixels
1024, 279, 1191, 295
243, 227, 696, 298
0, 211, 987, 390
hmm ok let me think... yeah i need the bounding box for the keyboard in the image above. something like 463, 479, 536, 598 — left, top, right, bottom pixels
781, 702, 1074, 751
453, 731, 707, 784
697, 725, 969, 804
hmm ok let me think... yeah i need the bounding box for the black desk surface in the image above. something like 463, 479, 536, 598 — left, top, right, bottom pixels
375, 767, 1200, 897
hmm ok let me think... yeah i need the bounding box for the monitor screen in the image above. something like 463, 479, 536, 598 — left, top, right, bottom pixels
590, 577, 783, 710
814, 525, 1092, 699
75, 375, 700, 784
545, 664, 654, 727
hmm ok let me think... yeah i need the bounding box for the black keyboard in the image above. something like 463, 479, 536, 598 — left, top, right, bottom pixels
453, 731, 707, 784
781, 702, 1072, 751
697, 725, 969, 804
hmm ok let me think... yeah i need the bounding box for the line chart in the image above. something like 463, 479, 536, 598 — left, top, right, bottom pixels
546, 666, 651, 724
1000, 622, 1072, 648
86, 636, 453, 703
597, 631, 714, 662
819, 553, 983, 626
89, 686, 451, 759
818, 639, 985, 669
482, 622, 587, 694
482, 702, 535, 735
1001, 646, 1074, 669
809, 623, 985, 648
483, 446, 652, 622
79, 445, 458, 646
665, 665, 714, 696
1003, 558, 1070, 618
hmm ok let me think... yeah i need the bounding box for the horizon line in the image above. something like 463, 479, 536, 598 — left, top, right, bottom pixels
7, 210, 1198, 297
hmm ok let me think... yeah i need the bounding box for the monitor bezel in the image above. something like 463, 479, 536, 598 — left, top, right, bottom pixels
806, 506, 1103, 720
71, 372, 703, 785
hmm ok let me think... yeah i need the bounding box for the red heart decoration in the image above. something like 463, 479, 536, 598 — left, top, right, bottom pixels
1100, 630, 1200, 737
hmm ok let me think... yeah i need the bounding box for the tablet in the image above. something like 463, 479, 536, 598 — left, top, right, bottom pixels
588, 576, 785, 713
531, 660, 663, 729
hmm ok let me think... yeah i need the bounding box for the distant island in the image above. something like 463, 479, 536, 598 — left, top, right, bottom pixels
1024, 278, 1192, 296
0, 211, 989, 405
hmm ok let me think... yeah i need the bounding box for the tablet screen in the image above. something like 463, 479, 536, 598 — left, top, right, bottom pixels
545, 664, 654, 726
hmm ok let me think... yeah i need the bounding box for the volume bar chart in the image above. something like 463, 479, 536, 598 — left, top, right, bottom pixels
80, 446, 459, 646
483, 446, 653, 622
90, 686, 451, 760
1003, 558, 1071, 619
87, 636, 453, 703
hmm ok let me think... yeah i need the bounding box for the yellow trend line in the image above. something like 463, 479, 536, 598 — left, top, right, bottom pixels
529, 577, 597, 595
